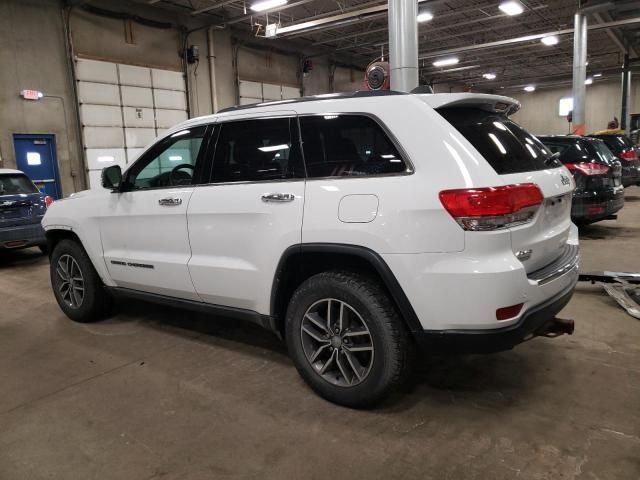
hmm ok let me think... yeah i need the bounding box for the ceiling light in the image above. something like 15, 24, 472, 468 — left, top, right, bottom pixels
524, 85, 536, 92
433, 57, 459, 67
250, 0, 287, 12
482, 73, 497, 80
585, 77, 593, 85
541, 35, 559, 46
499, 1, 524, 16
593, 73, 603, 78
417, 11, 434, 22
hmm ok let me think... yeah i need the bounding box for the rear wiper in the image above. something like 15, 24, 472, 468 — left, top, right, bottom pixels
545, 152, 561, 166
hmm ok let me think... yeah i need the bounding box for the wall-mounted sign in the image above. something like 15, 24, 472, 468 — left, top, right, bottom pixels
20, 89, 44, 100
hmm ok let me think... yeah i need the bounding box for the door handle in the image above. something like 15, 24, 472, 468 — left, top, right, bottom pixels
158, 197, 183, 206
261, 193, 295, 203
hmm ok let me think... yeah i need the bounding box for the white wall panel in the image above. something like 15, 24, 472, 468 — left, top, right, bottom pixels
75, 59, 118, 83
121, 86, 154, 108
125, 128, 156, 148
83, 127, 124, 148
154, 89, 187, 110
85, 148, 126, 170
151, 69, 185, 91
282, 86, 301, 99
126, 148, 146, 163
239, 80, 262, 99
77, 82, 120, 105
87, 169, 107, 190
240, 97, 261, 105
262, 83, 282, 101
80, 104, 122, 127
123, 107, 155, 128
155, 109, 188, 128
118, 64, 151, 87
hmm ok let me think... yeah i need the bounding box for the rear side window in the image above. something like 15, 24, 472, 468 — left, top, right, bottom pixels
212, 117, 304, 183
299, 115, 407, 178
0, 174, 39, 195
438, 108, 558, 174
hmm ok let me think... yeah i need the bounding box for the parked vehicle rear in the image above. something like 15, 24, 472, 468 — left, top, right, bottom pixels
588, 133, 640, 187
0, 169, 51, 252
538, 136, 625, 224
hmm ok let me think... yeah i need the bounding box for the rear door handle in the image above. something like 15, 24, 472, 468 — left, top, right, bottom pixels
158, 197, 183, 206
261, 193, 295, 203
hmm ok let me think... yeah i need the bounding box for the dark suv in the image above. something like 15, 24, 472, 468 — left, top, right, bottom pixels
538, 136, 625, 224
588, 133, 640, 187
0, 169, 51, 252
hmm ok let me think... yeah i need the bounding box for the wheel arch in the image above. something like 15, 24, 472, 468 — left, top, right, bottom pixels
270, 243, 422, 338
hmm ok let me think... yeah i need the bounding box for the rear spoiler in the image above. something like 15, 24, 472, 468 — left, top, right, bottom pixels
417, 93, 521, 116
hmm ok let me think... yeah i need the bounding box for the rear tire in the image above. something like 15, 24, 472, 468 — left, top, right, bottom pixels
50, 239, 112, 323
285, 271, 411, 408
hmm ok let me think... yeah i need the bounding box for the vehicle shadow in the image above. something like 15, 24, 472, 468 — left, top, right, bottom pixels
578, 222, 640, 240
0, 247, 47, 269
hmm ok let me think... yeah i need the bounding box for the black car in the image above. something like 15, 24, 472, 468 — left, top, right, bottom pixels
538, 136, 624, 224
0, 169, 51, 252
588, 133, 640, 187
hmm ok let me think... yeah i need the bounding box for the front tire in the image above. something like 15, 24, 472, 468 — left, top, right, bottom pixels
285, 271, 411, 408
50, 239, 112, 323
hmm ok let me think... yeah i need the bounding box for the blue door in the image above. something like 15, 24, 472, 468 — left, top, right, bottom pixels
13, 134, 62, 199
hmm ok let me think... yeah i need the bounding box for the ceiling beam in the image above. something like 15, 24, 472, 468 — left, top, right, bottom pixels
191, 0, 239, 16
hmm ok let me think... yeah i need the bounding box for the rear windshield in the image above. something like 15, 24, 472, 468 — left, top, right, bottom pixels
0, 174, 39, 195
540, 138, 617, 164
584, 140, 617, 163
590, 135, 632, 154
438, 108, 558, 174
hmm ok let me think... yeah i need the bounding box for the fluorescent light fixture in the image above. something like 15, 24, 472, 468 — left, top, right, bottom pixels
593, 73, 603, 78
258, 144, 289, 152
585, 77, 593, 85
524, 85, 536, 92
97, 155, 115, 163
168, 155, 183, 161
250, 0, 287, 12
433, 57, 459, 67
499, 1, 524, 16
417, 11, 433, 22
541, 35, 559, 46
482, 73, 497, 80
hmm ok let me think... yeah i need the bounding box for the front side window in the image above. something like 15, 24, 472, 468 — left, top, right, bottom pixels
0, 174, 39, 195
126, 126, 207, 189
211, 117, 304, 183
299, 115, 408, 178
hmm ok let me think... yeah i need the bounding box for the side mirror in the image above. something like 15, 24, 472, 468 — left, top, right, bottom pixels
101, 165, 122, 190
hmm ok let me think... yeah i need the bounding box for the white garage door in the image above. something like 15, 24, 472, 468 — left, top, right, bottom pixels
239, 80, 300, 106
75, 58, 188, 189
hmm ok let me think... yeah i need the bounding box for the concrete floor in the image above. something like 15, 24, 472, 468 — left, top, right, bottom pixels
1, 190, 640, 480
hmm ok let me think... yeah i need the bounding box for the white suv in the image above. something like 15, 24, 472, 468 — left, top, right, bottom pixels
43, 91, 579, 407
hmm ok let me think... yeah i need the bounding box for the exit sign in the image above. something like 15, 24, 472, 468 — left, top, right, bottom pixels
20, 89, 43, 100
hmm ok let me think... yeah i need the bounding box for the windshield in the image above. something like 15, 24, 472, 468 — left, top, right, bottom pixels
438, 108, 560, 174
584, 140, 617, 163
0, 174, 39, 196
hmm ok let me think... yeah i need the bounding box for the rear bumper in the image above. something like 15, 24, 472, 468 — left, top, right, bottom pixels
0, 223, 46, 249
571, 189, 624, 222
414, 280, 577, 353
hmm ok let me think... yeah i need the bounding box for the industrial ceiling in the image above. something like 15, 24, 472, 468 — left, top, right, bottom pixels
131, 0, 640, 91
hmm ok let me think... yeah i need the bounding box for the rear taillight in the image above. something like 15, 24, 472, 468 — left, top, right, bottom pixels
564, 162, 609, 176
44, 196, 54, 208
620, 149, 638, 161
439, 183, 543, 231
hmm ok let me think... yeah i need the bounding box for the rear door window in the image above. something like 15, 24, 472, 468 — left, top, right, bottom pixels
211, 117, 305, 183
438, 108, 559, 174
299, 115, 408, 178
0, 174, 39, 195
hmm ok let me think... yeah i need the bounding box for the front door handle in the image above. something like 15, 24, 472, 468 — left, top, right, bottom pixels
158, 197, 183, 206
261, 193, 295, 203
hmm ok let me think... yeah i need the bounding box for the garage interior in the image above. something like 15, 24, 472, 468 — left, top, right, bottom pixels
1, 0, 640, 478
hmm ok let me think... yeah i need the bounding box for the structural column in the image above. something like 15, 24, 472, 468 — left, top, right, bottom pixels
572, 12, 588, 135
621, 54, 631, 131
388, 0, 419, 92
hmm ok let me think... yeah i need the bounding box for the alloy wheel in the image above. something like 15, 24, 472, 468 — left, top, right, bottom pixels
55, 254, 85, 309
300, 298, 374, 387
